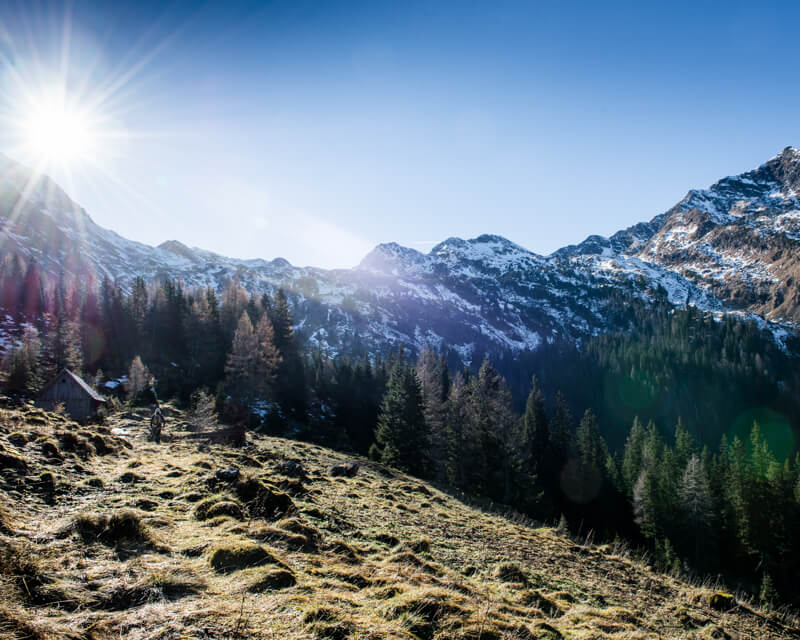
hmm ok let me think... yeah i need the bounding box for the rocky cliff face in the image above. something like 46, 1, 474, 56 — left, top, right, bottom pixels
1, 148, 798, 359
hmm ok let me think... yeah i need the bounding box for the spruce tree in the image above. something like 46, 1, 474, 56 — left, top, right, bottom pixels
374, 362, 428, 477
471, 360, 527, 505
622, 417, 646, 493
522, 375, 549, 477
417, 346, 450, 482
270, 289, 306, 417
679, 454, 713, 567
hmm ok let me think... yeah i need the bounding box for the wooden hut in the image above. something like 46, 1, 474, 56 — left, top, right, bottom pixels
36, 368, 106, 422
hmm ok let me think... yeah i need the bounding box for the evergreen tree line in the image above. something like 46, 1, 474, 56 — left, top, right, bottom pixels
372, 353, 800, 607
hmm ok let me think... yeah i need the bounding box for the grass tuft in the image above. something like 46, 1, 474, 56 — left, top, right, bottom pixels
494, 561, 528, 584
73, 509, 153, 546
246, 567, 297, 592
207, 543, 284, 573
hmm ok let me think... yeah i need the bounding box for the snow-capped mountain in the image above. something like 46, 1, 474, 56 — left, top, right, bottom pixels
1, 148, 798, 359
562, 146, 800, 323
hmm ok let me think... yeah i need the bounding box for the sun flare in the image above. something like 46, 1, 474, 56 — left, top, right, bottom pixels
18, 93, 99, 166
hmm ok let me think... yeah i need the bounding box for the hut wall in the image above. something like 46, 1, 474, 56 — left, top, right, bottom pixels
36, 375, 94, 421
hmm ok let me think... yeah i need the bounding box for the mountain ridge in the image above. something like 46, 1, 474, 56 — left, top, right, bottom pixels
1, 148, 798, 359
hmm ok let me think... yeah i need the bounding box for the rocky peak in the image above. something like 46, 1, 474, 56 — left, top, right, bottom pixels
157, 240, 200, 262
772, 146, 800, 194
357, 242, 426, 274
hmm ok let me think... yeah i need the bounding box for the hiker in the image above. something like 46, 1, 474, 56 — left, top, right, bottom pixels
149, 402, 166, 443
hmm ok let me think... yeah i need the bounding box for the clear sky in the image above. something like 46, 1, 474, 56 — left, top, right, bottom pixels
1, 1, 799, 268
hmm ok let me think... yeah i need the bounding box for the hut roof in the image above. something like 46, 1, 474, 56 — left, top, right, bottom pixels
40, 368, 106, 403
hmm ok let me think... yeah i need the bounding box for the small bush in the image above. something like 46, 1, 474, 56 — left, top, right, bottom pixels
208, 543, 283, 573
0, 504, 13, 534
385, 550, 440, 574
383, 587, 467, 639
0, 539, 61, 606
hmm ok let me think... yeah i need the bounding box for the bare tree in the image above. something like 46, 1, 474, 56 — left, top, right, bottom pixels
124, 355, 151, 405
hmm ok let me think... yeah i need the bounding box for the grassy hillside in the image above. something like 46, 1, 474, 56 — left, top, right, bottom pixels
0, 403, 796, 640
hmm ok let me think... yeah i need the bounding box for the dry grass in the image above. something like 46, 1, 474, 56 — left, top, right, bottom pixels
0, 401, 797, 640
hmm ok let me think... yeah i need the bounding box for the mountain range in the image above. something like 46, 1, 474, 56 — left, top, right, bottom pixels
1, 147, 799, 359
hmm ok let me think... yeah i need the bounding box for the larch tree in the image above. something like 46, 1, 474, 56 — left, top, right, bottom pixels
225, 311, 258, 405
253, 314, 281, 399
125, 355, 152, 405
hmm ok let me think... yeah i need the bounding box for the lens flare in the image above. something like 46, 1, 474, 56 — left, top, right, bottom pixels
22, 97, 96, 164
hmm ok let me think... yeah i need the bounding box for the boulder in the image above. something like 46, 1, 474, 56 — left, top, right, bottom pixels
215, 467, 241, 483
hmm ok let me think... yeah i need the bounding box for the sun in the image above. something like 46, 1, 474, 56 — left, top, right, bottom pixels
21, 95, 97, 165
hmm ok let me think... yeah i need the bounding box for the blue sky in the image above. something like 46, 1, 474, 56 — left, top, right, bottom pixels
1, 1, 799, 268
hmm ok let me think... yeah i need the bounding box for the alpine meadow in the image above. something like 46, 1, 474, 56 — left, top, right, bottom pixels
2, 2, 800, 639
